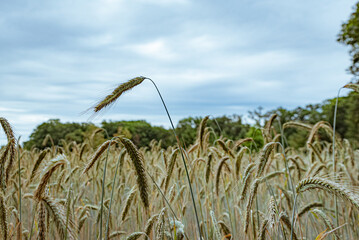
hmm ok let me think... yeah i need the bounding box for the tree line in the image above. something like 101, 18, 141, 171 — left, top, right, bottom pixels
23, 90, 358, 150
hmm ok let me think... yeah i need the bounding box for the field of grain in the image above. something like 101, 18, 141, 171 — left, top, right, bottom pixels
1, 80, 359, 240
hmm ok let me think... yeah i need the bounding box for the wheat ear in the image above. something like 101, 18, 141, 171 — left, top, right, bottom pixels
311, 209, 340, 239
155, 208, 166, 240
257, 218, 268, 240
197, 116, 210, 152
41, 195, 77, 240
34, 155, 68, 200
125, 232, 145, 240
215, 157, 230, 195
120, 186, 137, 221
164, 148, 179, 192
0, 117, 14, 141
119, 137, 149, 209
144, 214, 159, 239
263, 114, 277, 143
28, 149, 48, 185
344, 82, 359, 92
205, 153, 214, 184
235, 146, 250, 178
215, 139, 235, 158
239, 163, 256, 201
82, 140, 117, 175
94, 76, 145, 112
109, 231, 126, 239
234, 138, 254, 149
255, 142, 277, 178
298, 202, 323, 218
0, 191, 8, 240
296, 177, 359, 210
210, 210, 221, 240
279, 211, 297, 240
283, 121, 312, 131
4, 137, 16, 185
37, 202, 46, 240
244, 178, 260, 233
218, 220, 231, 235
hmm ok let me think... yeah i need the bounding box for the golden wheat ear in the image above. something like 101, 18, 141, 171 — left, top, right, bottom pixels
296, 177, 359, 210
344, 82, 359, 92
0, 117, 15, 141
119, 137, 149, 209
93, 76, 146, 113
34, 154, 69, 201
0, 191, 8, 240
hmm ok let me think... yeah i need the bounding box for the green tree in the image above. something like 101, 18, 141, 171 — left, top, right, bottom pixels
176, 115, 250, 147
24, 119, 95, 149
338, 2, 359, 80
101, 120, 175, 148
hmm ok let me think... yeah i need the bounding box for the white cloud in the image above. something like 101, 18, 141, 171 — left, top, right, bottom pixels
127, 39, 178, 60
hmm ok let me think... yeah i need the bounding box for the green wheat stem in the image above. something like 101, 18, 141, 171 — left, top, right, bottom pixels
28, 202, 38, 240
17, 137, 22, 224
99, 136, 119, 240
105, 150, 123, 240
145, 77, 203, 240
64, 183, 73, 240
332, 87, 342, 228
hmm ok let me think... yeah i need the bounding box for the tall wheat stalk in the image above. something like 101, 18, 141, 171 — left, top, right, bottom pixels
91, 76, 202, 239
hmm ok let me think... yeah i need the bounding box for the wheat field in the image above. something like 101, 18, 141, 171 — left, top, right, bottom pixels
1, 80, 359, 240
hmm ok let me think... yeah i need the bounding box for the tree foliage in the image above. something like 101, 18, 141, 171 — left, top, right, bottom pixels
23, 119, 95, 149
338, 2, 359, 80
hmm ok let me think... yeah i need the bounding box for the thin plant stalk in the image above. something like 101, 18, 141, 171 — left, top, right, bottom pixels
332, 87, 342, 228
146, 78, 202, 240
145, 167, 178, 220
17, 137, 22, 232
275, 142, 296, 240
99, 137, 119, 240
65, 183, 73, 240
28, 202, 38, 240
105, 150, 124, 240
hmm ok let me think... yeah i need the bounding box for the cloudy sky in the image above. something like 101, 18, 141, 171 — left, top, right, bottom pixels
0, 0, 356, 144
